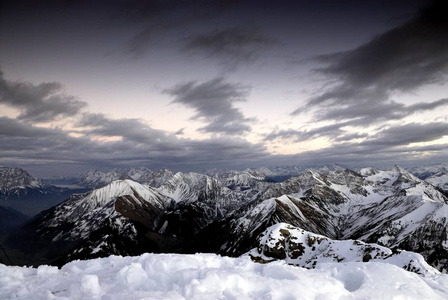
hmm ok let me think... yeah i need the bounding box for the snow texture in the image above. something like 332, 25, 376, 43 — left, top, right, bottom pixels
250, 223, 439, 275
1, 253, 447, 300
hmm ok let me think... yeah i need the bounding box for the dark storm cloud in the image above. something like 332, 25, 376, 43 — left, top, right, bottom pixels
0, 70, 86, 123
182, 26, 276, 70
0, 117, 54, 138
294, 0, 448, 125
283, 0, 448, 155
0, 114, 270, 175
164, 77, 254, 135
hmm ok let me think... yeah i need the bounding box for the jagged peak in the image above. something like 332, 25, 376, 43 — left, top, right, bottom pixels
151, 168, 173, 174
170, 171, 214, 184
359, 167, 380, 176
388, 165, 420, 183
0, 166, 44, 190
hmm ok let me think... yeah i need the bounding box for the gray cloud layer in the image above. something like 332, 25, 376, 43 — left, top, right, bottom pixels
164, 77, 254, 135
1, 115, 269, 176
275, 1, 448, 150
0, 65, 267, 174
0, 70, 86, 123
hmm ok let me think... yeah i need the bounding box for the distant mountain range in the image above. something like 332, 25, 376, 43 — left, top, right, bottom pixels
39, 162, 448, 191
3, 164, 448, 273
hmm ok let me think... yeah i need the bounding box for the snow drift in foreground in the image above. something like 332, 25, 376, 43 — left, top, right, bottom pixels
1, 254, 448, 300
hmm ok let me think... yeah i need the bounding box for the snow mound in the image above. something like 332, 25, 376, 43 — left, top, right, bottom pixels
1, 253, 447, 299
250, 223, 439, 275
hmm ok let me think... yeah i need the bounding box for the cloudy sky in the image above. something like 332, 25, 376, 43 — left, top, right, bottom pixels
1, 0, 447, 176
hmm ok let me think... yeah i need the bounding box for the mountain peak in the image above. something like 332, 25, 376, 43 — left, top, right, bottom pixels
0, 167, 44, 191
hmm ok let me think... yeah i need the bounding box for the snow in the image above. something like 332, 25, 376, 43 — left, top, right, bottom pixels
251, 223, 439, 276
78, 167, 155, 189
426, 172, 448, 191
1, 253, 448, 299
0, 167, 45, 191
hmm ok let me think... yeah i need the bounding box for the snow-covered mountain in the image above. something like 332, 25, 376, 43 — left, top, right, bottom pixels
209, 169, 269, 190
154, 172, 251, 238
76, 167, 174, 189
250, 223, 438, 275
425, 171, 448, 192
6, 179, 173, 265
206, 164, 346, 183
0, 167, 81, 217
5, 171, 249, 265
407, 163, 448, 179
77, 167, 149, 189
0, 167, 44, 192
143, 168, 174, 188
180, 166, 448, 272
5, 165, 448, 273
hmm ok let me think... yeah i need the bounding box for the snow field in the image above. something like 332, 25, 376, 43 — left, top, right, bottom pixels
1, 253, 448, 300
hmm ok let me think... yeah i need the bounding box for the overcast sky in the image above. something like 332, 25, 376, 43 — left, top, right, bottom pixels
1, 0, 447, 176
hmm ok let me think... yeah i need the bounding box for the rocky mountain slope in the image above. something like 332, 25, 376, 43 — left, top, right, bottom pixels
5, 180, 173, 265
5, 172, 250, 266
250, 223, 438, 275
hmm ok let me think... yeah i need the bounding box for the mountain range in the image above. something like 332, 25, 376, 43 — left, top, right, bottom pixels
2, 164, 448, 273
